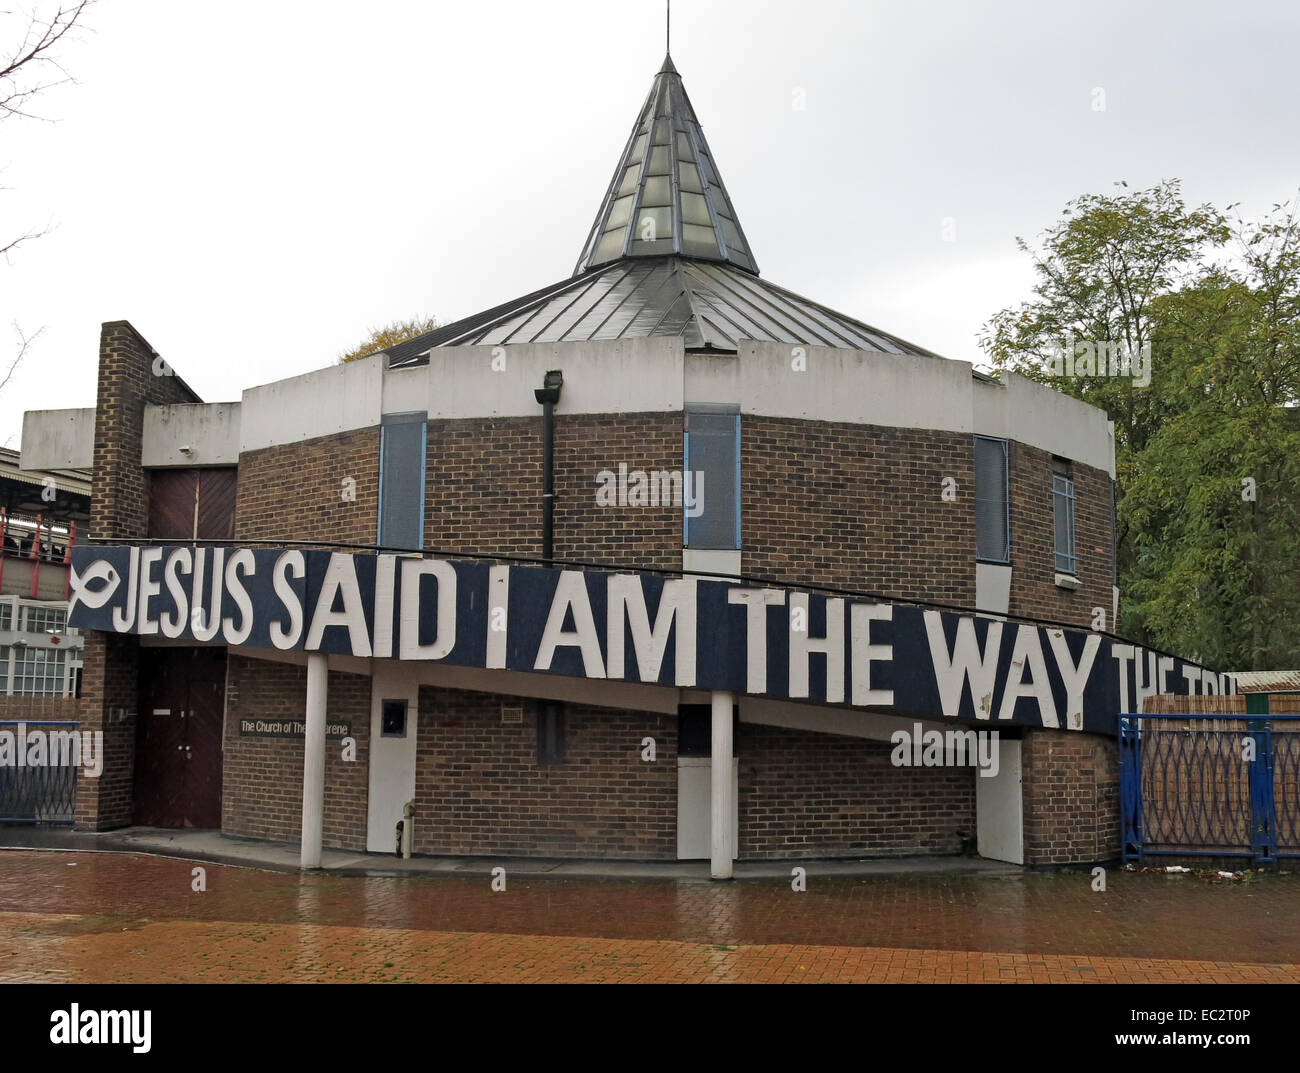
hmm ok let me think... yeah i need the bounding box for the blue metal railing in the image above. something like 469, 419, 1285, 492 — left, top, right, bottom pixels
0, 720, 80, 825
1120, 713, 1300, 864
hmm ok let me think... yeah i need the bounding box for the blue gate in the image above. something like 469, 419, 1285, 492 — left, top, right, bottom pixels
0, 720, 80, 825
1119, 713, 1300, 864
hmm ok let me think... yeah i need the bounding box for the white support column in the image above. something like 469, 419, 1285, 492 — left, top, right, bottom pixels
710, 689, 734, 879
300, 653, 329, 869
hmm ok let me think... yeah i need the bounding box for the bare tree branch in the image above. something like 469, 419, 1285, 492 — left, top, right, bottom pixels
0, 221, 49, 261
0, 321, 39, 394
0, 2, 93, 122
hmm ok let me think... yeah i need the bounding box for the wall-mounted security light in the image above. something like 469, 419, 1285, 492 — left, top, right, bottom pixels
534, 369, 563, 405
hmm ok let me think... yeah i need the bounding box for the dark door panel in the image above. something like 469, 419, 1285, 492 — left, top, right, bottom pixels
147, 467, 238, 542
196, 468, 238, 541
135, 647, 225, 828
148, 470, 198, 541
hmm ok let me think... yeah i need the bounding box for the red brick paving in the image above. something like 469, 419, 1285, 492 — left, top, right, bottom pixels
1, 850, 1298, 983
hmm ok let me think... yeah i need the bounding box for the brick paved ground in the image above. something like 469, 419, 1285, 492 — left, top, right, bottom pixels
1, 850, 1297, 983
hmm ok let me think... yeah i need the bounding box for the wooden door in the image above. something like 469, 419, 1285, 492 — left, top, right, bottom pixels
182, 647, 226, 828
148, 467, 237, 540
196, 469, 237, 540
148, 470, 198, 541
135, 649, 189, 827
135, 648, 226, 828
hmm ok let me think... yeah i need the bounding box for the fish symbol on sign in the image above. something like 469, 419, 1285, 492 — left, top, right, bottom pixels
69, 560, 121, 614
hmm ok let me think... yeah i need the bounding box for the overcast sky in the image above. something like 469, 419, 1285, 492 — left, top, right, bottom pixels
2, 0, 1298, 446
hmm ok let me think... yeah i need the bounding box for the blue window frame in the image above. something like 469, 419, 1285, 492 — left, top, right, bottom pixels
973, 435, 1009, 563
1109, 478, 1117, 585
1052, 458, 1077, 575
683, 405, 740, 550
378, 411, 427, 551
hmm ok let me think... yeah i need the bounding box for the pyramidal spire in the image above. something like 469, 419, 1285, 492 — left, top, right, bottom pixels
575, 55, 758, 276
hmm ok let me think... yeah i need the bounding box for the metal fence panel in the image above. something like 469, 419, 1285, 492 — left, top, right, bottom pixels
0, 720, 79, 824
1120, 714, 1300, 864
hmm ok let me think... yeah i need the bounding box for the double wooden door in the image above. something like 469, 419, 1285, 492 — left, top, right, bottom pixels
148, 467, 237, 540
134, 647, 226, 828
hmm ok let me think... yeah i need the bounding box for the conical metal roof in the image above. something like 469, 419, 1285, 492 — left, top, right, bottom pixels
574, 54, 758, 276
386, 258, 938, 361
384, 55, 942, 365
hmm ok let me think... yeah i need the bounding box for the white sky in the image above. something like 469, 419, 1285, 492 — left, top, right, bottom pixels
2, 0, 1298, 446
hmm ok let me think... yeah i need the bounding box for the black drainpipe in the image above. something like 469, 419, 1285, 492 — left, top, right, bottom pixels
534, 370, 563, 564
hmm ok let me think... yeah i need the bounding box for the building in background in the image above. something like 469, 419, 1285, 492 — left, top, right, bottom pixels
0, 446, 86, 701
0, 445, 88, 824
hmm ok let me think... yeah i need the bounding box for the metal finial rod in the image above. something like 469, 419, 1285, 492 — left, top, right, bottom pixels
667, 0, 671, 53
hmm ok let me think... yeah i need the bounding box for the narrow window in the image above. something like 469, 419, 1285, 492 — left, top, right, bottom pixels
380, 699, 408, 738
676, 703, 738, 756
973, 436, 1009, 563
379, 412, 427, 551
1052, 457, 1077, 576
677, 704, 712, 757
684, 405, 740, 550
537, 700, 566, 765
1109, 478, 1118, 585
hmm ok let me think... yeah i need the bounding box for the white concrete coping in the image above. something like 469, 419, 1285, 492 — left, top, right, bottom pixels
20, 409, 94, 470
143, 403, 241, 467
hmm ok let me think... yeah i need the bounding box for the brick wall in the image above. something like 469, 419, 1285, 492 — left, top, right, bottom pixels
221, 655, 370, 849
737, 723, 976, 859
999, 441, 1121, 864
1021, 728, 1119, 865
423, 413, 680, 570
741, 418, 978, 606
423, 417, 538, 559
0, 696, 80, 720
90, 321, 203, 543
78, 321, 202, 830
74, 632, 137, 829
1008, 443, 1112, 630
412, 686, 678, 859
228, 409, 1111, 630
234, 428, 379, 545
556, 413, 680, 569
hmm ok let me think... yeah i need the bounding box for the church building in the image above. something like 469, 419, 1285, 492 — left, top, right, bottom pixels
18, 51, 1229, 875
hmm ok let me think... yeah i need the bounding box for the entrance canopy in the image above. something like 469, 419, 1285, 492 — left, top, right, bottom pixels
69, 544, 1231, 735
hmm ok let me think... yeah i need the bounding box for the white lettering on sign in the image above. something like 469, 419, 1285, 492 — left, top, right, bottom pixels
789, 594, 844, 703
727, 588, 786, 693
485, 565, 510, 669
372, 554, 397, 658
69, 546, 1235, 735
606, 574, 696, 686
136, 546, 163, 636
191, 548, 225, 642
112, 547, 140, 633
925, 612, 1003, 720
1046, 629, 1101, 731
399, 558, 456, 660
998, 625, 1057, 727
306, 552, 371, 657
535, 571, 606, 677
850, 603, 894, 706
159, 547, 192, 638
270, 550, 305, 649
1112, 644, 1135, 711
223, 549, 255, 645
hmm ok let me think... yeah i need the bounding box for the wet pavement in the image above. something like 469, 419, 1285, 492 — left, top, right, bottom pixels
1, 849, 1298, 982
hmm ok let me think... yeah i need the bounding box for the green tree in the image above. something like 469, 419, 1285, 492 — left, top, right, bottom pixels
981, 183, 1300, 669
980, 180, 1229, 459
1123, 203, 1300, 667
339, 316, 439, 364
